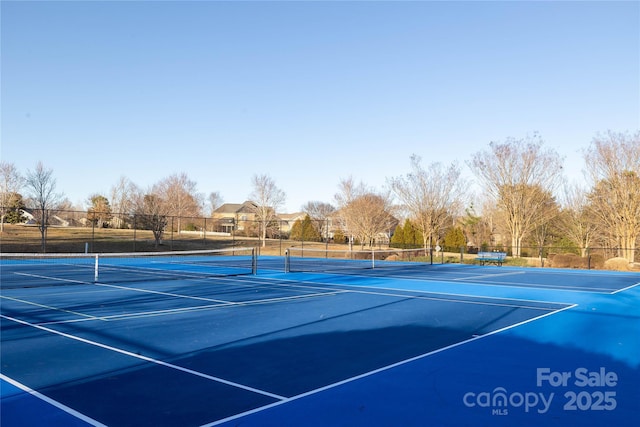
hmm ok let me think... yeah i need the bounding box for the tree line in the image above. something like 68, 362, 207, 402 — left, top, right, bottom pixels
1, 131, 639, 263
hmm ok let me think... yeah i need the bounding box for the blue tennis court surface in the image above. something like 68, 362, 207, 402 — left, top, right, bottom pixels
2, 256, 639, 426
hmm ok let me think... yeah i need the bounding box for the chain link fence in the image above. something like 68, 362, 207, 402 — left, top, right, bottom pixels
1, 209, 341, 255
1, 208, 638, 270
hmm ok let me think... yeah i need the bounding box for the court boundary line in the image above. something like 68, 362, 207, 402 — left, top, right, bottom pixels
456, 278, 618, 293
3, 278, 346, 325
0, 295, 108, 322
0, 314, 287, 401
315, 270, 621, 293
453, 270, 526, 281
611, 282, 640, 294
1, 373, 107, 427
273, 258, 640, 279
275, 266, 632, 293
38, 290, 346, 325
203, 302, 578, 427
313, 270, 619, 293
228, 275, 572, 310
13, 272, 90, 285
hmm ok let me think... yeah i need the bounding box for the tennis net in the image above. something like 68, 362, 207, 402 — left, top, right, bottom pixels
0, 247, 257, 288
284, 246, 430, 274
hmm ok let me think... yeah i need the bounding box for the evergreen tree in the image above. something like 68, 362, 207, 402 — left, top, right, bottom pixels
390, 219, 425, 248
3, 193, 26, 224
390, 223, 404, 247
403, 219, 423, 248
444, 226, 466, 251
291, 215, 322, 242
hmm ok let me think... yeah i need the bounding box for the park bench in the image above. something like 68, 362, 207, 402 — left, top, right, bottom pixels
476, 251, 507, 266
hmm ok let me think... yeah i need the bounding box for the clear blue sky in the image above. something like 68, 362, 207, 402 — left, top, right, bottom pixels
2, 0, 639, 213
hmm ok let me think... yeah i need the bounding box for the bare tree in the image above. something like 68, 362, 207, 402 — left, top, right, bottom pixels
388, 155, 466, 255
468, 135, 563, 257
110, 176, 139, 228
302, 201, 335, 220
208, 191, 224, 216
249, 174, 286, 247
335, 177, 395, 249
584, 131, 640, 262
132, 187, 170, 248
556, 183, 598, 257
302, 201, 336, 240
156, 173, 202, 232
334, 177, 365, 248
0, 162, 24, 232
460, 202, 495, 251
529, 189, 560, 252
25, 162, 63, 252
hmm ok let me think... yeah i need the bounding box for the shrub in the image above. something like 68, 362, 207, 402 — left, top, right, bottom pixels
604, 257, 630, 271
332, 230, 347, 244
508, 257, 530, 267
551, 253, 582, 268
183, 223, 198, 232
588, 254, 605, 269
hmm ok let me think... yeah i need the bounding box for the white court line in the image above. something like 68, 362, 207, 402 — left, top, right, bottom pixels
280, 266, 634, 293
612, 282, 640, 294
39, 290, 346, 325
13, 272, 89, 285
38, 303, 232, 325
231, 276, 569, 311
91, 281, 232, 304
453, 270, 526, 281
89, 277, 344, 306
202, 302, 578, 427
1, 314, 286, 401
0, 295, 108, 321
4, 273, 344, 325
324, 267, 617, 293
457, 278, 616, 293
1, 373, 107, 427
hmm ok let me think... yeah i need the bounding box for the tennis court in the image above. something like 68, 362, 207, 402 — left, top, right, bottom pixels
1, 250, 639, 426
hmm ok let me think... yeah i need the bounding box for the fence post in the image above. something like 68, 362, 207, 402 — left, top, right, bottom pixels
170, 217, 174, 251
203, 217, 207, 246
133, 214, 137, 252
326, 218, 329, 252
279, 219, 283, 256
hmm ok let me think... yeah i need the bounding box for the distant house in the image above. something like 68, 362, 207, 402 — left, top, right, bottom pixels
277, 212, 306, 234
211, 201, 259, 233
20, 208, 70, 227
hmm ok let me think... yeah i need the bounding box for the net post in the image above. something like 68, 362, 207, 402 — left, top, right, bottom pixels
371, 249, 375, 269
284, 249, 290, 273
94, 254, 99, 282
252, 247, 257, 275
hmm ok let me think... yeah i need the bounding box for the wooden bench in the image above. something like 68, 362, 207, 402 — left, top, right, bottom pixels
476, 252, 507, 266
